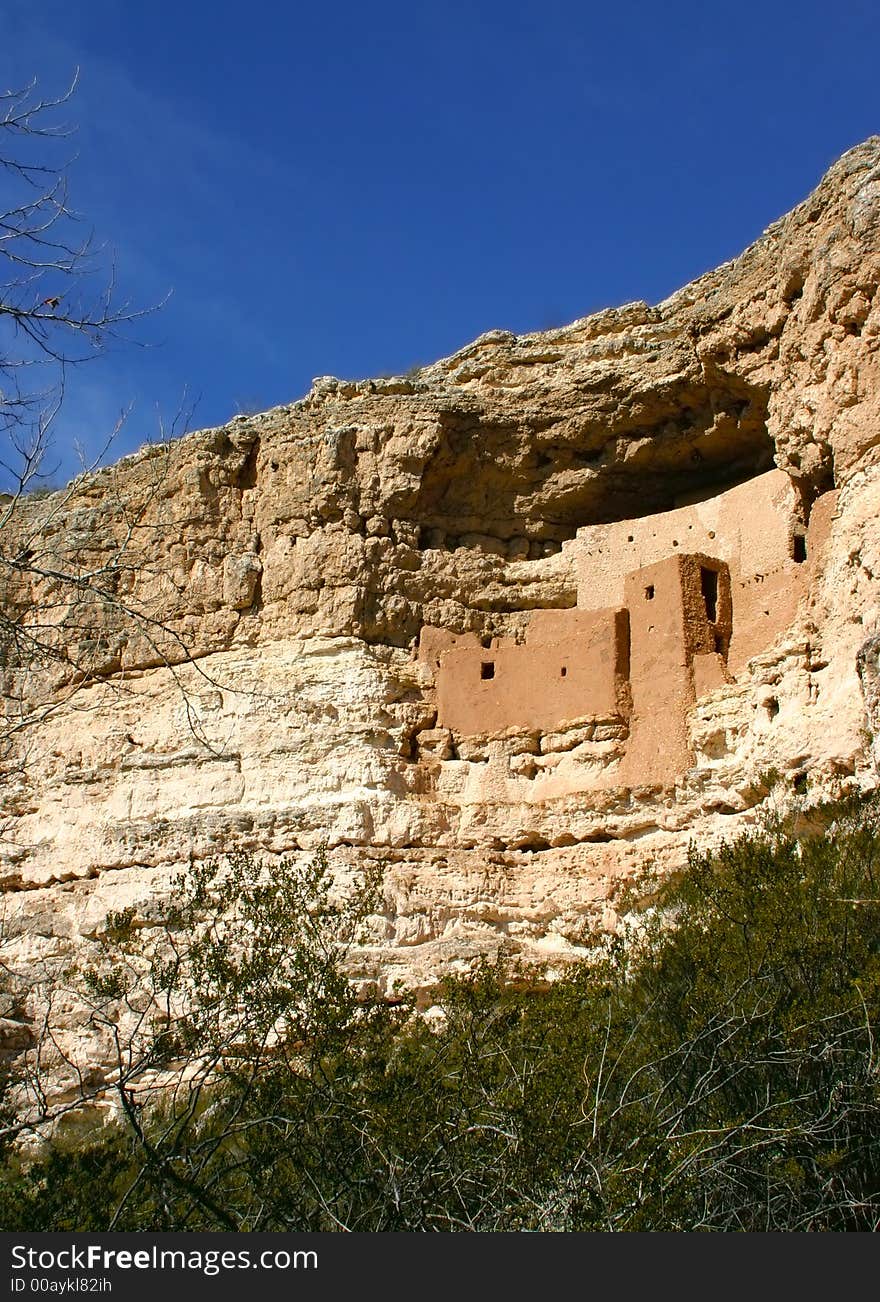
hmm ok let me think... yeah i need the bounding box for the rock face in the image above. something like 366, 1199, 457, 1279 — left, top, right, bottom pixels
2, 140, 880, 1103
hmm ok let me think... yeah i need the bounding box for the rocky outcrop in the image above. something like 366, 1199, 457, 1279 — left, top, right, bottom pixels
857, 633, 880, 773
1, 140, 880, 1112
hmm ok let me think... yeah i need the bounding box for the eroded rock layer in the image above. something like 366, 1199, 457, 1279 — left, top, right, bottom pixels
2, 140, 880, 1104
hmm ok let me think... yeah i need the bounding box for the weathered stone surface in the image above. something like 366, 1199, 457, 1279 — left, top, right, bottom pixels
2, 139, 880, 1113
857, 632, 880, 774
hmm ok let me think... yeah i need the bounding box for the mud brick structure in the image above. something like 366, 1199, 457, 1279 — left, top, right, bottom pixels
420, 608, 630, 736
420, 469, 837, 783
2, 140, 879, 1116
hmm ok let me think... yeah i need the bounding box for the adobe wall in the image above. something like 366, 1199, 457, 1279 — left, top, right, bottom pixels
611, 554, 732, 784
420, 551, 731, 768
571, 469, 833, 674
573, 469, 797, 604
726, 486, 838, 671
417, 472, 838, 782
420, 608, 630, 736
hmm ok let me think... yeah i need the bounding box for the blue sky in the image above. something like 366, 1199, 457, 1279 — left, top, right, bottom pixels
1, 0, 878, 484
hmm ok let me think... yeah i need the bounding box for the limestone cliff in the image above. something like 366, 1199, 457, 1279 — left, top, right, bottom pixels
2, 140, 880, 1105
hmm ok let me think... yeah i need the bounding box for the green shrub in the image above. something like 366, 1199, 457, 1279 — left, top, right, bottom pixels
3, 798, 879, 1231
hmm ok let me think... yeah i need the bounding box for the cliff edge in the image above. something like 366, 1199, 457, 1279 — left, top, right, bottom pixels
2, 140, 880, 1106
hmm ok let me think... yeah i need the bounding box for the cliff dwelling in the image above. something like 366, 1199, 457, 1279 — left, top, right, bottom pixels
418, 468, 837, 785
1, 137, 877, 1145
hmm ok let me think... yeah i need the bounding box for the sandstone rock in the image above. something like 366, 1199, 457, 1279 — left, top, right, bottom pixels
857, 633, 880, 773
2, 140, 880, 1112
416, 728, 454, 761
223, 552, 262, 609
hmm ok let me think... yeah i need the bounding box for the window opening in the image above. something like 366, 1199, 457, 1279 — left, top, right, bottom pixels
700, 567, 718, 623
792, 534, 807, 564
560, 666, 567, 677
480, 662, 495, 680
645, 585, 655, 601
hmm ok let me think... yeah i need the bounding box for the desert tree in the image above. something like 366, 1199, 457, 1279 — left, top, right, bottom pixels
0, 71, 159, 493
0, 72, 213, 788
0, 847, 395, 1229
3, 798, 878, 1232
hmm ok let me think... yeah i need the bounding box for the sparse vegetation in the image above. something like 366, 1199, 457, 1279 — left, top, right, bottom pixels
1, 795, 879, 1231
0, 72, 214, 778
